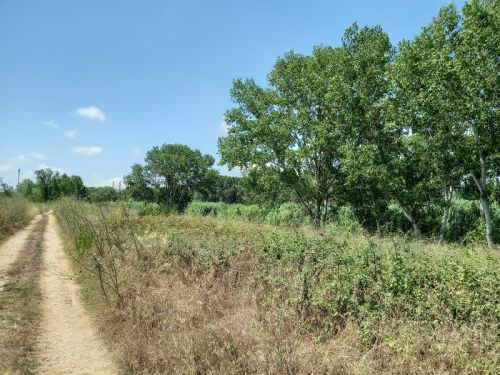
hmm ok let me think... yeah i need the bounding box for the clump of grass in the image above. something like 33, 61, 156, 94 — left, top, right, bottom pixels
55, 199, 500, 374
0, 215, 47, 374
0, 195, 39, 242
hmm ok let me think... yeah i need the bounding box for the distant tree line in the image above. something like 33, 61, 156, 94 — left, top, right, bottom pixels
17, 169, 87, 201
14, 169, 127, 203
217, 0, 499, 246
7, 153, 246, 207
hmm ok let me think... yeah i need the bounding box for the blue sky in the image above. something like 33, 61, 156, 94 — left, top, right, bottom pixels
0, 0, 466, 187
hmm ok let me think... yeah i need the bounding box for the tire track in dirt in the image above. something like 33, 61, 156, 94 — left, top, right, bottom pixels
0, 215, 42, 289
36, 213, 117, 374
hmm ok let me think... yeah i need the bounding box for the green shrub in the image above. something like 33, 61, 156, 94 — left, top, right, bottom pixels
447, 198, 481, 242
258, 230, 500, 338
381, 202, 411, 234
129, 201, 173, 216
463, 201, 500, 245
265, 202, 309, 226
334, 205, 360, 230
185, 201, 266, 222
186, 201, 311, 226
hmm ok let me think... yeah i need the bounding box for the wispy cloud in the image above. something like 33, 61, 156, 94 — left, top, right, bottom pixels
132, 147, 142, 156
0, 153, 48, 172
28, 152, 47, 160
73, 106, 106, 122
73, 145, 102, 155
43, 120, 59, 129
64, 129, 78, 139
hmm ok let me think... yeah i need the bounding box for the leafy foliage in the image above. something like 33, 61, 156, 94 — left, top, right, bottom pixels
54, 200, 500, 373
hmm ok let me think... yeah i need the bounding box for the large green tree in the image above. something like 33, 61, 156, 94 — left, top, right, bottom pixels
332, 24, 394, 229
124, 164, 154, 202
34, 169, 62, 201
219, 25, 392, 226
456, 0, 499, 248
388, 5, 465, 242
132, 144, 215, 211
59, 174, 87, 199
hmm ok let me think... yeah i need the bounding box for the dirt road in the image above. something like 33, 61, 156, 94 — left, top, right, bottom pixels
0, 212, 116, 374
36, 213, 117, 374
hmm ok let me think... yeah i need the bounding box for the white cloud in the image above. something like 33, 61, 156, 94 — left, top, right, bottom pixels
219, 120, 229, 134
73, 106, 106, 122
0, 162, 11, 172
28, 152, 47, 160
64, 129, 78, 139
43, 120, 59, 128
0, 153, 47, 172
132, 147, 141, 156
73, 146, 102, 155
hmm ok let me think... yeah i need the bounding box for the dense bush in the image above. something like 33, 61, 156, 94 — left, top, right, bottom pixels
447, 198, 481, 242
186, 200, 500, 245
463, 202, 500, 245
128, 201, 173, 216
265, 202, 310, 226
260, 231, 499, 331
185, 201, 267, 222
187, 201, 311, 226
333, 205, 360, 230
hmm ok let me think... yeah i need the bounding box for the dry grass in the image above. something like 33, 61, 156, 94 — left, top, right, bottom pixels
92, 254, 498, 374
0, 195, 39, 243
55, 201, 499, 374
0, 215, 47, 374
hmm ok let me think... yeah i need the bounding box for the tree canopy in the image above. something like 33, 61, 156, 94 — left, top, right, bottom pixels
124, 144, 216, 211
218, 0, 499, 245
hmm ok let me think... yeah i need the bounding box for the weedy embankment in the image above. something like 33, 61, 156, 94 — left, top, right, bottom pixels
0, 195, 39, 243
0, 214, 48, 374
55, 198, 500, 374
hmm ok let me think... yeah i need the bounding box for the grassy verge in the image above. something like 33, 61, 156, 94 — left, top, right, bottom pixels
0, 215, 47, 374
55, 199, 500, 374
0, 195, 39, 243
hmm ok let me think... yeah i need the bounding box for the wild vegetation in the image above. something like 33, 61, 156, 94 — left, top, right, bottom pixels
0, 0, 498, 373
0, 195, 38, 242
54, 199, 499, 374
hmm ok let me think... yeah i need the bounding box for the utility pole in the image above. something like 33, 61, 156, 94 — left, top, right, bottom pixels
17, 168, 20, 187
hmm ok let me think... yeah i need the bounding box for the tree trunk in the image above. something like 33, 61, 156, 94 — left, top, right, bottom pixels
480, 197, 493, 248
438, 205, 450, 245
400, 204, 420, 236
313, 199, 322, 228
471, 152, 494, 248
323, 199, 328, 224
438, 187, 453, 246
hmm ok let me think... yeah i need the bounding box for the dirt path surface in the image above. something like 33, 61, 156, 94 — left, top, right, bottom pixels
0, 215, 42, 288
37, 213, 117, 374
